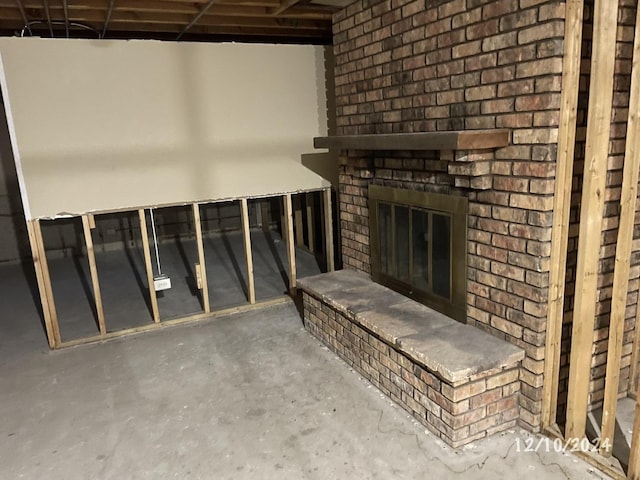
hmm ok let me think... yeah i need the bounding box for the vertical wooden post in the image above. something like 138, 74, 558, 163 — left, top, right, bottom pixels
32, 220, 61, 346
192, 203, 210, 313
138, 209, 160, 323
294, 194, 304, 247
323, 188, 335, 272
629, 392, 640, 479
240, 198, 256, 304
565, 0, 619, 441
82, 215, 106, 336
284, 194, 296, 293
306, 192, 315, 253
541, 0, 585, 429
26, 220, 58, 348
599, 1, 640, 455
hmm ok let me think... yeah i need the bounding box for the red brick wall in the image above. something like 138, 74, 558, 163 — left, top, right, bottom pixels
333, 0, 566, 431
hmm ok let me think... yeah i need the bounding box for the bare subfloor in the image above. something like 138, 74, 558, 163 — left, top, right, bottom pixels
0, 262, 612, 480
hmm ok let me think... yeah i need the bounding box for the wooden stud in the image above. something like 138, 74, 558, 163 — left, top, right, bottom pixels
294, 194, 304, 247
192, 203, 210, 313
82, 215, 107, 336
32, 219, 61, 346
284, 194, 296, 293
306, 192, 314, 253
629, 394, 640, 479
566, 0, 619, 441
323, 188, 334, 272
56, 296, 291, 349
541, 0, 585, 429
25, 220, 57, 348
240, 198, 256, 304
138, 209, 160, 323
600, 2, 640, 455
88, 213, 96, 229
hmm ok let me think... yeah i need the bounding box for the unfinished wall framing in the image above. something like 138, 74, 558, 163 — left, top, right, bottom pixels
29, 190, 335, 348
0, 38, 338, 348
541, 0, 640, 478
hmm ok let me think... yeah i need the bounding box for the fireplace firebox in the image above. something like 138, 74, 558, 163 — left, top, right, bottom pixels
368, 185, 467, 322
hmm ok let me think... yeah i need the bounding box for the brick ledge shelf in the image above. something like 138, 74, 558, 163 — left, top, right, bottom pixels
298, 270, 525, 447
313, 129, 509, 151
314, 130, 509, 191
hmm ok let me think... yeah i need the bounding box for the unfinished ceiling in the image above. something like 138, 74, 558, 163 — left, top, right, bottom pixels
0, 0, 345, 43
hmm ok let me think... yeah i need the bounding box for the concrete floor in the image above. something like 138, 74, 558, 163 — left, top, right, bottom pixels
0, 259, 614, 479
43, 228, 320, 342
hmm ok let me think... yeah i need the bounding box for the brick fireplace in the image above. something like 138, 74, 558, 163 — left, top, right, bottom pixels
328, 0, 568, 433
300, 0, 640, 450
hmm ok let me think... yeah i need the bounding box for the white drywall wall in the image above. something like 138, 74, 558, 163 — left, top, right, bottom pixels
0, 38, 331, 220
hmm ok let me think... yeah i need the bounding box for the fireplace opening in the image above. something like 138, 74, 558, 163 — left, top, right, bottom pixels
369, 185, 467, 322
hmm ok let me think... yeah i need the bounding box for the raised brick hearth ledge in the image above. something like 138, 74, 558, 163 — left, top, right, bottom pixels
298, 270, 525, 447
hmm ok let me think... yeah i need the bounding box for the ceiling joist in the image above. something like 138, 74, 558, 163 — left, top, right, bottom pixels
2, 0, 336, 41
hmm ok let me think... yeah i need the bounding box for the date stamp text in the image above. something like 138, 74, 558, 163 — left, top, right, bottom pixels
516, 436, 611, 454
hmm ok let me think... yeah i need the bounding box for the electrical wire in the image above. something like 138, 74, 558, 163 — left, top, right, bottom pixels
20, 20, 102, 38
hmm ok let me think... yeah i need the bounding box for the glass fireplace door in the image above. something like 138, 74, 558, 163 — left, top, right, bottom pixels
370, 185, 466, 322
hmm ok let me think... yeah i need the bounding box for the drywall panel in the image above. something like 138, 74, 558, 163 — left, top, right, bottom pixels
0, 38, 331, 219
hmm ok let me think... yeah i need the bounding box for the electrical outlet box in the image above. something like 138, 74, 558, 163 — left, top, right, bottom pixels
154, 274, 171, 291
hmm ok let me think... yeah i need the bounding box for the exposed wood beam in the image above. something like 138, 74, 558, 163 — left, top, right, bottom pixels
284, 194, 296, 294
0, 2, 333, 21
26, 221, 56, 348
82, 215, 106, 336
91, 11, 327, 29
0, 6, 332, 40
0, 0, 268, 9
271, 0, 300, 16
108, 21, 327, 35
541, 0, 584, 429
56, 296, 290, 350
240, 198, 256, 304
15, 0, 31, 35
101, 0, 115, 38
138, 209, 160, 323
176, 0, 218, 40
32, 220, 61, 346
565, 0, 619, 441
599, 0, 640, 455
192, 204, 210, 314
0, 19, 330, 40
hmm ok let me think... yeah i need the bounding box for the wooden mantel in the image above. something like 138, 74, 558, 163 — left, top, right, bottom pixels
314, 129, 510, 151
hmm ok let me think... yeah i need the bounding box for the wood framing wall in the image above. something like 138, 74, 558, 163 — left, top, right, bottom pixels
540, 0, 640, 477
31, 190, 334, 349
